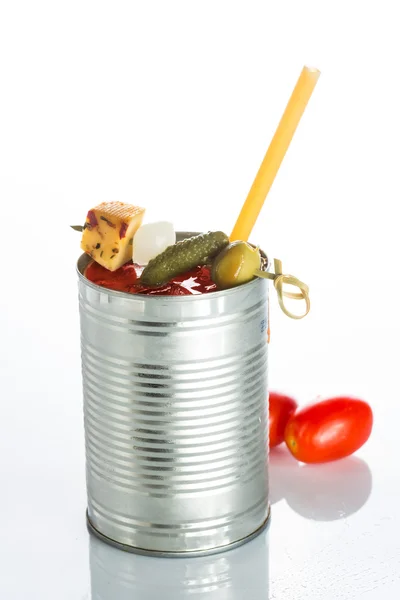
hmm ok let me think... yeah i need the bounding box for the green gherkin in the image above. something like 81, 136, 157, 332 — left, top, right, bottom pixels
140, 231, 229, 287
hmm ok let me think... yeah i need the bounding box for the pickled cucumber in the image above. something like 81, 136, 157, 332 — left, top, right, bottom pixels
211, 241, 261, 289
140, 231, 229, 287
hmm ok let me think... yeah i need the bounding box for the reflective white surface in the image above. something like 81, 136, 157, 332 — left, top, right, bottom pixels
89, 530, 269, 600
2, 1, 400, 598
1, 232, 399, 599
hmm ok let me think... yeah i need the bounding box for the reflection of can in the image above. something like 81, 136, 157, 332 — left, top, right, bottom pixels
78, 233, 270, 556
89, 529, 269, 599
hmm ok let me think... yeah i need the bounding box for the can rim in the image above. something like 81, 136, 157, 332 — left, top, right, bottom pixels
76, 231, 270, 302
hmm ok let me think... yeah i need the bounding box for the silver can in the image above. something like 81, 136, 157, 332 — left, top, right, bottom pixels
78, 232, 270, 556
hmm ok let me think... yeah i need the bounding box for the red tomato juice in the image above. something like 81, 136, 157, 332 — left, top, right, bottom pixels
84, 261, 217, 296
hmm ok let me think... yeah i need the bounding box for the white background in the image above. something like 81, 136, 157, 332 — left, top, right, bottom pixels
1, 1, 399, 599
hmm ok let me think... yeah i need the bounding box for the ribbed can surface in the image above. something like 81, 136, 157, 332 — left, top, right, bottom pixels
78, 233, 269, 556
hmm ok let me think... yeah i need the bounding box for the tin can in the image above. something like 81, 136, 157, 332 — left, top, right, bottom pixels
78, 232, 270, 556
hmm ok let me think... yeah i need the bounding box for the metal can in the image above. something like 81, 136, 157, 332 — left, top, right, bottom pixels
78, 232, 270, 556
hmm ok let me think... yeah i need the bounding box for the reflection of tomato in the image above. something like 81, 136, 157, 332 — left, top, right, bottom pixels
284, 397, 373, 464
269, 392, 298, 448
284, 457, 373, 520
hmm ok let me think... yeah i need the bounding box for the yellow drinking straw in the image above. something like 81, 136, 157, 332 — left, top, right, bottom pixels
230, 66, 320, 243
231, 66, 320, 319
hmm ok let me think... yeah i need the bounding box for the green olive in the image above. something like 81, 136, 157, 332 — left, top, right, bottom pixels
211, 241, 261, 289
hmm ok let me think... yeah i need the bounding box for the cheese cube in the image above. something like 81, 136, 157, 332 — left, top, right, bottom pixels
80, 201, 145, 271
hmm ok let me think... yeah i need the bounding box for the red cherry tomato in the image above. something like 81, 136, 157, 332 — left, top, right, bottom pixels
269, 392, 298, 448
284, 396, 373, 464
